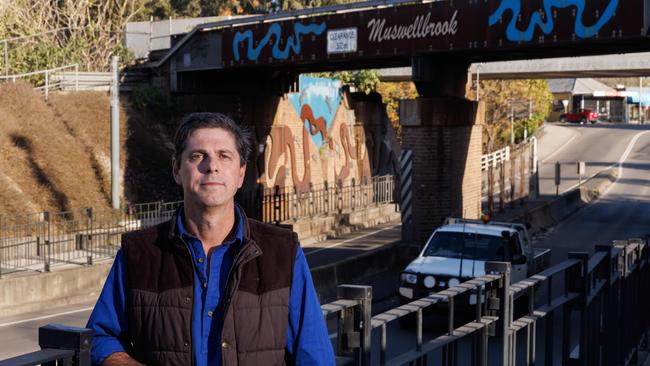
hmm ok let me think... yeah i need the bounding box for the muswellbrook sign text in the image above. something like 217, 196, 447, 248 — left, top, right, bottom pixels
367, 10, 459, 42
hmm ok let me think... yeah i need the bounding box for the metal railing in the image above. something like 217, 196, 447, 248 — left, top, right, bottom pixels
0, 177, 393, 277
262, 175, 395, 224
323, 237, 649, 365
482, 137, 539, 214
1, 238, 648, 365
0, 64, 79, 99
0, 201, 182, 277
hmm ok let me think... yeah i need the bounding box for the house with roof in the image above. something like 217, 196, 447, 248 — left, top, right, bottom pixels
548, 78, 628, 122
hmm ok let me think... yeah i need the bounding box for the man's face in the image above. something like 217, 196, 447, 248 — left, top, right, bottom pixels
173, 127, 246, 209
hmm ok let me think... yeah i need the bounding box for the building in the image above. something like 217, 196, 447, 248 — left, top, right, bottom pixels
548, 78, 627, 122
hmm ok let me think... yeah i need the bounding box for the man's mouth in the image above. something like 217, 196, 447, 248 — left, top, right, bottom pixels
201, 182, 225, 186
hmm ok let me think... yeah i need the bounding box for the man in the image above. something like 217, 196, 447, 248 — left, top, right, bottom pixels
87, 113, 335, 366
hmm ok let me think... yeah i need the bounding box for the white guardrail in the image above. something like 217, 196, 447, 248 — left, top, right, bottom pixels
481, 145, 510, 171
481, 136, 538, 172
0, 64, 79, 99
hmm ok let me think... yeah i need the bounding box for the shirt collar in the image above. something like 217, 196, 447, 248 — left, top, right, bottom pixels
176, 205, 244, 247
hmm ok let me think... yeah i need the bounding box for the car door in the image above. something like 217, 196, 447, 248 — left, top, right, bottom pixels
510, 236, 527, 283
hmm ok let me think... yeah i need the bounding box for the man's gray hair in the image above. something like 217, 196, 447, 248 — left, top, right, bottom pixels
173, 112, 252, 166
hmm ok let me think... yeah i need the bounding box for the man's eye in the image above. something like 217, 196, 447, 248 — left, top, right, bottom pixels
190, 154, 203, 161
220, 154, 231, 160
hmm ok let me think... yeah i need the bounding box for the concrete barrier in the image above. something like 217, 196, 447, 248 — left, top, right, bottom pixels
311, 240, 410, 303
516, 168, 618, 235
0, 261, 112, 318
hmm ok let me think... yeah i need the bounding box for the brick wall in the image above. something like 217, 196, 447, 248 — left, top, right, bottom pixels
400, 98, 483, 243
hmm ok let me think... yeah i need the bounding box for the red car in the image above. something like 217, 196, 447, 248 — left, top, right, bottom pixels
559, 109, 599, 124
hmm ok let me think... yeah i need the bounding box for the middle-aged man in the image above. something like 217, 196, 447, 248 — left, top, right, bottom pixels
87, 112, 335, 366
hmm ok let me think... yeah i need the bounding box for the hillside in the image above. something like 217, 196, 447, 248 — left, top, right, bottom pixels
0, 83, 179, 216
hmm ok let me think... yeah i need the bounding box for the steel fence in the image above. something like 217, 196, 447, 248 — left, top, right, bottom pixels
261, 175, 395, 224
0, 201, 182, 277
323, 237, 650, 365
1, 238, 648, 365
0, 176, 394, 277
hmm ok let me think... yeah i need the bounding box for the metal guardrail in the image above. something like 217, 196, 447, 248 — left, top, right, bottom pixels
482, 146, 510, 171
0, 201, 182, 277
0, 176, 394, 277
0, 64, 79, 99
323, 237, 649, 365
261, 175, 395, 224
0, 238, 647, 365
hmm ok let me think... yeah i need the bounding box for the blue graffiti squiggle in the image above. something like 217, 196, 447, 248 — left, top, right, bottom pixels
488, 0, 618, 41
233, 22, 326, 61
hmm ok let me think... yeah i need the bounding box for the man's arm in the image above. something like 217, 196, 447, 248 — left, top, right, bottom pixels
86, 250, 134, 366
285, 246, 336, 365
101, 352, 144, 366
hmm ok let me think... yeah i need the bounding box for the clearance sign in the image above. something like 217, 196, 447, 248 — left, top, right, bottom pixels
221, 0, 646, 67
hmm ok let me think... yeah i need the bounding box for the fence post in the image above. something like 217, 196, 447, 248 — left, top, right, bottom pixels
45, 69, 49, 100
337, 179, 343, 214
39, 324, 92, 366
484, 261, 511, 366
86, 208, 93, 265
74, 63, 79, 91
488, 164, 494, 216
510, 151, 515, 208
337, 285, 372, 366
273, 185, 281, 225
567, 252, 589, 365
499, 161, 505, 212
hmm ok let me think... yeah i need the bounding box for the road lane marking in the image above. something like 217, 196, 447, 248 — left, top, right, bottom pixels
0, 306, 94, 328
600, 130, 650, 198
541, 126, 581, 164
305, 224, 400, 256
560, 129, 650, 195
560, 130, 650, 195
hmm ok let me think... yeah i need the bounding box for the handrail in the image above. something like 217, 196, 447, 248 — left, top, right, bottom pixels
0, 64, 78, 79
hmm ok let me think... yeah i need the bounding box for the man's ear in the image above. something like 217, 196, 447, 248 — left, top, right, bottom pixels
172, 159, 182, 186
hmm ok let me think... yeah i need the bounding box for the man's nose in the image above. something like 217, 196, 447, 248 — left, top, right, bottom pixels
203, 156, 219, 173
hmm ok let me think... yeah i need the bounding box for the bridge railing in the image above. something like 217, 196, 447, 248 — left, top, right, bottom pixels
0, 64, 79, 99
325, 237, 649, 365
1, 238, 648, 365
260, 175, 395, 224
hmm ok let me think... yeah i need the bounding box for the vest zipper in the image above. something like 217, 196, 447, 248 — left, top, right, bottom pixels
178, 236, 196, 366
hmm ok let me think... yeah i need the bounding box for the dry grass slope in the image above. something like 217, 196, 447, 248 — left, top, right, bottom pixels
0, 83, 126, 215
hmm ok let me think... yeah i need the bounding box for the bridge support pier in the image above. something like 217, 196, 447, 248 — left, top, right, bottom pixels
399, 56, 483, 244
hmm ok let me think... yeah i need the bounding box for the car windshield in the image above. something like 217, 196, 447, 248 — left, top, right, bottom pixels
423, 231, 506, 261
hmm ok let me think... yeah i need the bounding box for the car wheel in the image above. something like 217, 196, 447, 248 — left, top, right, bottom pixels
560, 117, 566, 123
580, 117, 587, 124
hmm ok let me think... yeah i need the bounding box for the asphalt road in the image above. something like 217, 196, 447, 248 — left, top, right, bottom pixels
535, 123, 650, 263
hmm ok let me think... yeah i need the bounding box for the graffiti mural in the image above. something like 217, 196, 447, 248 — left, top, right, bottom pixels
262, 75, 375, 192
233, 22, 327, 62
489, 0, 619, 41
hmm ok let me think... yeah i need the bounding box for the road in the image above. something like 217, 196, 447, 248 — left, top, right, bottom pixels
535, 123, 650, 263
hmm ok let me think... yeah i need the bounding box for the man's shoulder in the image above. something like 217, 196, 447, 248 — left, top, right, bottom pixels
246, 218, 298, 245
247, 218, 294, 234
121, 219, 173, 250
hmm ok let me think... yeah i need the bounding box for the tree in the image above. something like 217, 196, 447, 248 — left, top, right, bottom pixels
467, 79, 552, 152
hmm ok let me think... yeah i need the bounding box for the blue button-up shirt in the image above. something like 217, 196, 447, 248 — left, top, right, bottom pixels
87, 206, 335, 365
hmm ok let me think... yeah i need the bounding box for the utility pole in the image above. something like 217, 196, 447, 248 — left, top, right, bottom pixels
640, 76, 644, 124
111, 56, 120, 210
510, 101, 515, 145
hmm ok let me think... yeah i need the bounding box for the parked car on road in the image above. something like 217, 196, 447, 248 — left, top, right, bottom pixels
399, 218, 551, 306
559, 109, 599, 124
